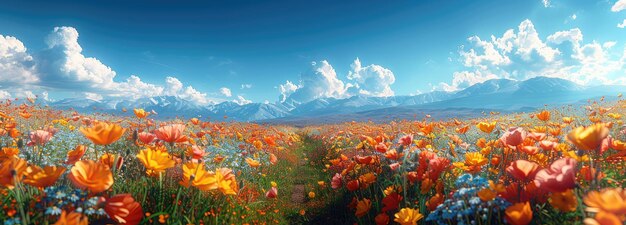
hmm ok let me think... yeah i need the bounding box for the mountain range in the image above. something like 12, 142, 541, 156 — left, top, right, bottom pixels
42, 77, 623, 124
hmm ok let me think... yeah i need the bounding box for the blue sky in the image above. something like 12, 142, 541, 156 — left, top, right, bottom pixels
0, 0, 625, 104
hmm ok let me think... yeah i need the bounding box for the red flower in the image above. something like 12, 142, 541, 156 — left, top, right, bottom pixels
382, 192, 402, 212
398, 134, 413, 146
265, 187, 278, 199
104, 194, 143, 225
347, 179, 360, 191
507, 160, 540, 181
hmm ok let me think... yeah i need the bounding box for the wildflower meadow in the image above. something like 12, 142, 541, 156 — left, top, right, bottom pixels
1, 96, 626, 225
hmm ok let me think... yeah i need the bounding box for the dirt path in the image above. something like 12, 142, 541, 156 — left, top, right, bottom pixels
290, 158, 307, 204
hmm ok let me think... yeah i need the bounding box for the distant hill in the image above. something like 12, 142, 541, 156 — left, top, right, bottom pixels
40, 76, 622, 123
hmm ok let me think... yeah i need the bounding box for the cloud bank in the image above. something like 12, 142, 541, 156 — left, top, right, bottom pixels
0, 26, 221, 105
439, 19, 626, 91
279, 58, 396, 103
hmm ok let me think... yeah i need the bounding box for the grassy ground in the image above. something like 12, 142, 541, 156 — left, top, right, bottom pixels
272, 135, 352, 224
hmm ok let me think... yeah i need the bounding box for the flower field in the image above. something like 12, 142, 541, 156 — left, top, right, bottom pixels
1, 96, 626, 225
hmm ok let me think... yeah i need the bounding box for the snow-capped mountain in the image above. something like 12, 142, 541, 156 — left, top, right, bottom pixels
41, 76, 624, 122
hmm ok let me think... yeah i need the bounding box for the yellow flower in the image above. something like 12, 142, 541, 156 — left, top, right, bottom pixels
476, 121, 496, 133
308, 191, 316, 198
136, 148, 176, 176
80, 122, 126, 145
464, 152, 488, 166
133, 108, 149, 119
567, 123, 609, 151
215, 168, 238, 195
245, 158, 260, 168
180, 162, 217, 191
549, 189, 577, 212
355, 198, 371, 218
394, 208, 424, 225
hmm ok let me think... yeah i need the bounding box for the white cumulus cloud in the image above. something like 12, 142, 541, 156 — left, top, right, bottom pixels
0, 35, 38, 84
612, 0, 626, 12
347, 58, 395, 97
439, 19, 626, 91
0, 26, 222, 105
618, 19, 626, 28
280, 60, 348, 103
279, 59, 396, 103
220, 87, 232, 97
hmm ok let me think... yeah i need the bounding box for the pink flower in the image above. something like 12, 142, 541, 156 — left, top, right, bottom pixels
190, 145, 205, 160
331, 173, 342, 189
154, 124, 188, 143
265, 187, 278, 199
389, 162, 401, 171
534, 157, 577, 192
28, 130, 53, 146
600, 136, 612, 154
539, 140, 557, 151
528, 132, 547, 141
45, 126, 59, 135
500, 127, 527, 148
398, 134, 413, 146
138, 132, 157, 144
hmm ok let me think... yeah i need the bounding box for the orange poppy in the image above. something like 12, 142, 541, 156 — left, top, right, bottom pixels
80, 122, 126, 145
0, 157, 28, 188
68, 160, 114, 193
66, 145, 86, 165
536, 110, 550, 121
23, 165, 66, 188
54, 211, 88, 225
505, 202, 533, 225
